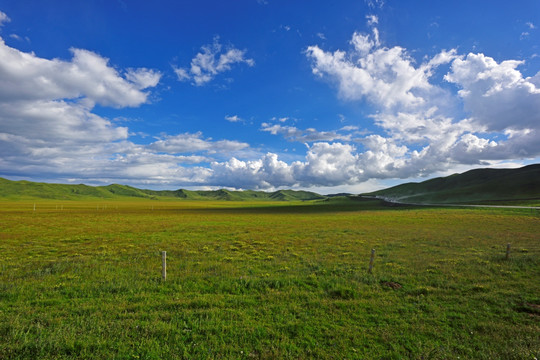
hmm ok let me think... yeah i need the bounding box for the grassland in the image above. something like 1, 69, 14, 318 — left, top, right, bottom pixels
1, 198, 539, 359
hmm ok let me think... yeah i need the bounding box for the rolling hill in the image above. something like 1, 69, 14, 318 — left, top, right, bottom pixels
366, 164, 540, 205
2, 164, 539, 204
0, 177, 326, 201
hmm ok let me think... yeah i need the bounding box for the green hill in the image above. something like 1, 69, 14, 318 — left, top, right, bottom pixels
366, 164, 540, 205
0, 177, 325, 201
0, 178, 118, 200
269, 190, 326, 201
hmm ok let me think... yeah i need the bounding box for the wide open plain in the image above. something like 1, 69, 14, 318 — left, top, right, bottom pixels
1, 199, 539, 359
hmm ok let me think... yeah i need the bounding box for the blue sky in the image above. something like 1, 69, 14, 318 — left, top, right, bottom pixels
0, 0, 539, 193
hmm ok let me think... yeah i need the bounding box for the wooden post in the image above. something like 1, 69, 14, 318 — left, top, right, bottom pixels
33, 203, 36, 211
161, 251, 167, 281
368, 249, 375, 273
506, 243, 511, 260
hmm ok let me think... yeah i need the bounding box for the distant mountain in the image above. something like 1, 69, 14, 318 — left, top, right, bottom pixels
366, 164, 540, 204
0, 177, 325, 201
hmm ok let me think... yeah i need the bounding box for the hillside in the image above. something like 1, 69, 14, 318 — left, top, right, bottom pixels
0, 177, 326, 201
367, 164, 540, 205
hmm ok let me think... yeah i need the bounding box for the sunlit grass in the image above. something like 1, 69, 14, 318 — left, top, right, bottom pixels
1, 200, 539, 359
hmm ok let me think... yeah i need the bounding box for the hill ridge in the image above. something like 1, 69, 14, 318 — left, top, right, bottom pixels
366, 164, 540, 205
0, 177, 325, 201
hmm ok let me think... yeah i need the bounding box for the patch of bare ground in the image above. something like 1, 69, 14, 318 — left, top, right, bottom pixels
382, 281, 402, 290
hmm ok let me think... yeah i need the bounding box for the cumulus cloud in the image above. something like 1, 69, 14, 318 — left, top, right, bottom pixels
208, 143, 363, 189
0, 40, 161, 108
0, 100, 128, 144
444, 53, 540, 132
0, 37, 161, 152
298, 17, 540, 186
306, 35, 457, 110
0, 35, 169, 185
207, 140, 417, 189
174, 37, 254, 86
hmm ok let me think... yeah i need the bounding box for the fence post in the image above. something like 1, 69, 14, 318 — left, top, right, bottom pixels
368, 249, 375, 273
161, 251, 167, 281
505, 243, 511, 260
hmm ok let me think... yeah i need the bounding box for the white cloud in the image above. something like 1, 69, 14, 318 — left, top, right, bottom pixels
445, 53, 540, 132
225, 115, 242, 122
297, 142, 361, 186
0, 100, 128, 144
0, 11, 10, 26
125, 68, 161, 89
298, 18, 540, 186
207, 140, 417, 189
365, 0, 384, 9
208, 143, 363, 189
210, 153, 295, 189
306, 32, 456, 110
519, 23, 535, 40
261, 123, 354, 142
0, 35, 170, 185
174, 37, 254, 86
173, 67, 190, 81
0, 39, 161, 108
149, 132, 249, 155
370, 108, 469, 144
270, 116, 291, 123
0, 37, 161, 149
366, 15, 378, 26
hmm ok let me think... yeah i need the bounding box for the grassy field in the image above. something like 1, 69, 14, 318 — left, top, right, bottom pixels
0, 198, 539, 359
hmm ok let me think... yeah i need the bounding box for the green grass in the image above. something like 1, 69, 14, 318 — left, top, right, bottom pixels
368, 163, 540, 205
1, 199, 539, 359
0, 178, 325, 202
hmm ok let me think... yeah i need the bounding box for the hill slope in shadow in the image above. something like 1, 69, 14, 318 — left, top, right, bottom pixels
366, 164, 540, 204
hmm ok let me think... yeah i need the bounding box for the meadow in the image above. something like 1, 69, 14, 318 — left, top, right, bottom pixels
0, 198, 539, 359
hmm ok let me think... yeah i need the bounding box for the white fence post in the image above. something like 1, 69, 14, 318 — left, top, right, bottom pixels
161, 251, 167, 281
368, 249, 375, 273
